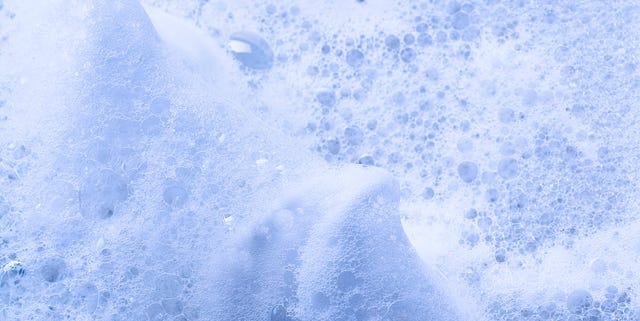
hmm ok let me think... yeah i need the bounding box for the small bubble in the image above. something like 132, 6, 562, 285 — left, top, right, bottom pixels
457, 161, 478, 183
346, 49, 365, 67
385, 35, 401, 50
229, 31, 274, 70
566, 289, 593, 314
40, 257, 66, 283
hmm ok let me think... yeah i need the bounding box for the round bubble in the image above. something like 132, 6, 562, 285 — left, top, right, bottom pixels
229, 31, 274, 70
385, 35, 401, 50
400, 48, 416, 63
457, 161, 478, 183
452, 12, 470, 30
40, 257, 66, 283
497, 158, 518, 179
346, 49, 364, 67
316, 91, 336, 107
566, 289, 593, 314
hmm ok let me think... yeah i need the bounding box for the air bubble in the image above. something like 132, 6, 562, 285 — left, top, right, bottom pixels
403, 33, 415, 45
457, 161, 478, 183
452, 12, 470, 30
385, 35, 401, 50
162, 299, 183, 315
566, 289, 593, 314
79, 169, 129, 219
155, 274, 183, 298
229, 31, 274, 70
40, 257, 66, 283
337, 271, 357, 291
465, 209, 477, 219
498, 108, 515, 123
498, 158, 518, 179
316, 91, 336, 107
312, 292, 330, 311
422, 187, 434, 200
326, 139, 340, 154
400, 48, 416, 63
417, 33, 433, 46
270, 305, 288, 321
344, 126, 364, 146
163, 183, 189, 208
346, 49, 365, 67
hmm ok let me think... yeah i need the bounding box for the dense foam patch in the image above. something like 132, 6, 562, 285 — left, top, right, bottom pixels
2, 0, 640, 320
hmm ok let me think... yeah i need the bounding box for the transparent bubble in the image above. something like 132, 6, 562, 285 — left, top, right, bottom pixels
566, 289, 593, 314
422, 187, 435, 200
385, 35, 401, 50
344, 126, 364, 146
358, 155, 374, 166
326, 139, 340, 155
346, 49, 365, 67
316, 91, 336, 107
229, 31, 274, 70
155, 274, 183, 298
79, 169, 129, 219
400, 48, 416, 63
163, 183, 189, 208
312, 292, 330, 311
162, 299, 183, 315
457, 161, 478, 183
498, 158, 518, 179
417, 33, 433, 46
452, 12, 470, 30
403, 33, 415, 45
465, 209, 477, 219
498, 108, 515, 123
270, 305, 288, 321
337, 271, 357, 291
40, 257, 66, 283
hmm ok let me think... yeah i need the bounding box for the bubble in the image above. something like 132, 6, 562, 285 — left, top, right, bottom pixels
146, 303, 165, 321
270, 305, 288, 321
326, 139, 340, 154
1, 260, 25, 284
79, 169, 129, 219
452, 12, 470, 30
155, 274, 183, 298
485, 189, 499, 202
163, 184, 189, 208
40, 257, 66, 283
457, 161, 478, 183
495, 249, 506, 263
465, 209, 477, 219
312, 292, 330, 311
403, 33, 415, 45
344, 126, 364, 146
457, 139, 473, 153
346, 49, 364, 67
387, 300, 421, 320
228, 31, 274, 70
417, 33, 433, 46
385, 35, 401, 50
498, 108, 515, 123
316, 91, 336, 107
358, 155, 374, 166
162, 299, 183, 315
337, 271, 357, 291
400, 48, 416, 63
77, 283, 99, 314
422, 187, 434, 200
566, 289, 593, 314
498, 158, 519, 179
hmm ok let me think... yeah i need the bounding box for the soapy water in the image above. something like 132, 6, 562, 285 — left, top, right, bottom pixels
0, 0, 639, 320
